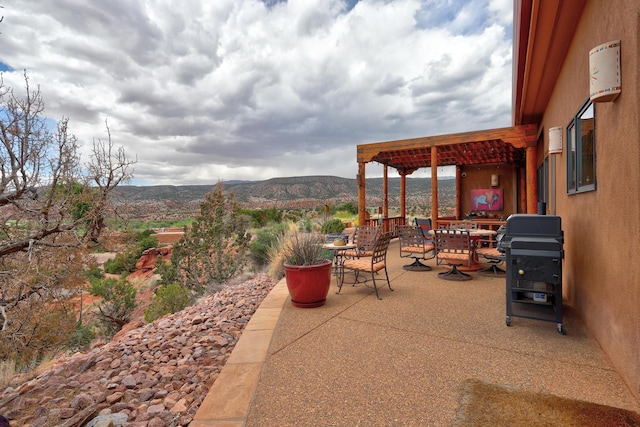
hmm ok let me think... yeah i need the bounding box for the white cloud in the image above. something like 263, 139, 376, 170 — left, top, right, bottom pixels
1, 0, 513, 185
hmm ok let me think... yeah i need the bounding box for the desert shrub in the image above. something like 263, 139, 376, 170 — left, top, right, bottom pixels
88, 277, 137, 337
300, 217, 314, 232
243, 207, 283, 227
144, 283, 193, 323
249, 223, 288, 267
103, 253, 132, 274
165, 184, 250, 294
85, 264, 105, 282
0, 302, 77, 369
321, 218, 345, 234
337, 202, 358, 215
104, 230, 158, 274
66, 321, 96, 352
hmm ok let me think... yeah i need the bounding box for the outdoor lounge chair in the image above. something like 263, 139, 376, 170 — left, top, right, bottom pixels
433, 229, 474, 281
338, 232, 393, 299
397, 225, 435, 271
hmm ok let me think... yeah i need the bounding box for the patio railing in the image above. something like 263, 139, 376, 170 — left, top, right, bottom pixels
365, 216, 405, 237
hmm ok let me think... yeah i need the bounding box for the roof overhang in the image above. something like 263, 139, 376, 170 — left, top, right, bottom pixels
512, 0, 587, 125
357, 124, 538, 175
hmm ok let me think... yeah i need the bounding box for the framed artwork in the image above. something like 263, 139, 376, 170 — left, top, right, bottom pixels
471, 188, 503, 211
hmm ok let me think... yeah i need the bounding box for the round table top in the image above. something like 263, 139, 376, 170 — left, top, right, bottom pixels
323, 242, 356, 250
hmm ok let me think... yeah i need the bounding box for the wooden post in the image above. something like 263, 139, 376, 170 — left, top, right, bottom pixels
518, 168, 526, 213
400, 173, 406, 223
526, 146, 537, 213
431, 146, 438, 226
383, 165, 389, 221
456, 165, 462, 219
357, 162, 366, 227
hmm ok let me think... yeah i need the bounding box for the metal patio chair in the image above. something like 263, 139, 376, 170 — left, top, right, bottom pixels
397, 225, 435, 271
475, 237, 506, 278
338, 232, 393, 299
433, 229, 474, 281
414, 218, 433, 243
341, 225, 380, 259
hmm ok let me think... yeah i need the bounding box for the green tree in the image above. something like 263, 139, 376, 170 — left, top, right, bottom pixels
165, 183, 250, 293
88, 277, 137, 337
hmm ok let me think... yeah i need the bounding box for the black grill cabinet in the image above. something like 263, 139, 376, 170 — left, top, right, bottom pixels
499, 214, 565, 334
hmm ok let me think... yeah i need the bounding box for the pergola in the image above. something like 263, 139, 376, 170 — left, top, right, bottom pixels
355, 124, 539, 228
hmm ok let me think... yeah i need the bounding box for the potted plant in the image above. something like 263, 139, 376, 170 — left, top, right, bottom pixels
271, 231, 332, 308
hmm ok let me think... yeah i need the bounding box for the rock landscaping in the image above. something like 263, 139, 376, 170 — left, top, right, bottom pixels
0, 274, 276, 427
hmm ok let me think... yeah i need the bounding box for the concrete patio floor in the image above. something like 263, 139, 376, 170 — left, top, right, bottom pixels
192, 239, 640, 426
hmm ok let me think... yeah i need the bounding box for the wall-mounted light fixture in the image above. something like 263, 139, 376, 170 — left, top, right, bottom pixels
491, 174, 499, 187
549, 126, 563, 154
590, 40, 621, 102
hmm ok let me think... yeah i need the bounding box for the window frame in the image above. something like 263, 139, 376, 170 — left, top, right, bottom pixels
566, 99, 596, 194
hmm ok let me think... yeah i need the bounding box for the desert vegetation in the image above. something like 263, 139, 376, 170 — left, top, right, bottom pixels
0, 72, 454, 389
0, 72, 135, 373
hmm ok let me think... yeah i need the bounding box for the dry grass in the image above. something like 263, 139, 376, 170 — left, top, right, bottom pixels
453, 379, 640, 427
0, 355, 58, 389
0, 360, 15, 387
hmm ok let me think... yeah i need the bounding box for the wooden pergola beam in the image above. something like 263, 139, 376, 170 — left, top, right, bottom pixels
357, 125, 538, 165
356, 124, 539, 227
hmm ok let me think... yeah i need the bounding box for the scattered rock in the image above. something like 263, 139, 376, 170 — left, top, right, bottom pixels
0, 275, 275, 427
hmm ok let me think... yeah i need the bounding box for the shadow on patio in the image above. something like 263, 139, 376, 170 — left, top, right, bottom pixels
192, 239, 640, 426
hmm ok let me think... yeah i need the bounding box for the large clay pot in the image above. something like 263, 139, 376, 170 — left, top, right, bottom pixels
284, 259, 332, 308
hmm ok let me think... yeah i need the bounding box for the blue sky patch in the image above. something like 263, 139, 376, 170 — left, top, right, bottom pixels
262, 0, 358, 12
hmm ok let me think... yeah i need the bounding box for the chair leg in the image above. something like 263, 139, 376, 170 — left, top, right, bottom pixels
371, 274, 381, 300
336, 265, 345, 294
438, 264, 472, 281
403, 257, 432, 271
383, 268, 393, 292
477, 262, 506, 278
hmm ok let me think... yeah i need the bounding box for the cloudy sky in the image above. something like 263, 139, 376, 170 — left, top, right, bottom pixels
1, 0, 513, 185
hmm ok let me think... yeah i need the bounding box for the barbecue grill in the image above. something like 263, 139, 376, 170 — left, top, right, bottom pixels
499, 214, 565, 334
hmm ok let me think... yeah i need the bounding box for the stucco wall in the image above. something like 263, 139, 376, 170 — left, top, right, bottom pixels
459, 163, 516, 218
539, 1, 640, 400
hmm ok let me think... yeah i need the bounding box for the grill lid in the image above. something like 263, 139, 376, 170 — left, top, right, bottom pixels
504, 214, 563, 239
508, 236, 563, 251
498, 214, 563, 252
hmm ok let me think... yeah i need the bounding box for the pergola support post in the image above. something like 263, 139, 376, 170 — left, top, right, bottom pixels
400, 174, 406, 221
525, 146, 537, 213
357, 162, 366, 227
430, 146, 438, 225
383, 165, 389, 221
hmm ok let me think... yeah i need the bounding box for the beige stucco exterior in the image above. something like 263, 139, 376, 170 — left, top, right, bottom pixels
534, 1, 639, 401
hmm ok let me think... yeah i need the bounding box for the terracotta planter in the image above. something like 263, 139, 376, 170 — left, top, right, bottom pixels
284, 259, 332, 308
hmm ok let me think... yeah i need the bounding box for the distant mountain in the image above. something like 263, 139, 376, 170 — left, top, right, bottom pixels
112, 176, 455, 219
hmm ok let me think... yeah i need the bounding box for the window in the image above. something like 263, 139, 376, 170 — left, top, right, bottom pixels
567, 100, 596, 194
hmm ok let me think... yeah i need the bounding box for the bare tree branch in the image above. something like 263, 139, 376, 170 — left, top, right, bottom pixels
0, 72, 136, 361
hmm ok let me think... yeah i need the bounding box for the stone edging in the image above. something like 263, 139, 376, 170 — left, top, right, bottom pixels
191, 278, 289, 426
